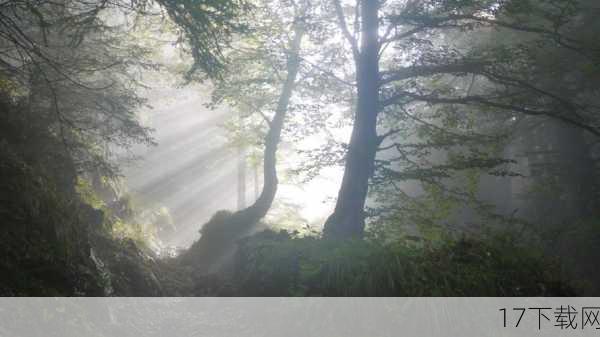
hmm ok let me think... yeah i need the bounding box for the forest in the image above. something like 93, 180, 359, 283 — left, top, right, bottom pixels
0, 0, 599, 296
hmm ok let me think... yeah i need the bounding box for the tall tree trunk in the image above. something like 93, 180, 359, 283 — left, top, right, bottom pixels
323, 0, 380, 239
181, 21, 305, 271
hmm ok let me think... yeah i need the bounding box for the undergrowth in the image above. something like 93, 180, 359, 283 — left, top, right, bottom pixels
230, 230, 574, 296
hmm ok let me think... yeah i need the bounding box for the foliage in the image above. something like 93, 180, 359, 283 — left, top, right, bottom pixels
0, 97, 105, 295
0, 0, 251, 296
230, 229, 573, 296
0, 86, 163, 295
1, 0, 600, 297
535, 218, 600, 295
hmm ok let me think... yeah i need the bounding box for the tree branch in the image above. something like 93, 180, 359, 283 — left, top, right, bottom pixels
332, 0, 359, 59
383, 91, 600, 137
380, 62, 487, 85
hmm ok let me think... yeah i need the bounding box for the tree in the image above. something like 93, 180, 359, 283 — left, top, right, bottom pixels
0, 0, 248, 178
180, 0, 309, 271
0, 0, 251, 292
323, 0, 600, 238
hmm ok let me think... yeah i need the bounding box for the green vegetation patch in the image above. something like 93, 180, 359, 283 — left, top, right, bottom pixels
231, 230, 573, 296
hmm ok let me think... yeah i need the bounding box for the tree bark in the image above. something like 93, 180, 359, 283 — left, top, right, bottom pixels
323, 0, 380, 239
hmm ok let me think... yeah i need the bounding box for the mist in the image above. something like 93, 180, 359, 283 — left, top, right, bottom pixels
1, 0, 600, 296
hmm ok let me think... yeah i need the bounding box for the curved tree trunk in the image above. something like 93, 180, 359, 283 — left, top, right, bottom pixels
323, 0, 380, 239
180, 21, 305, 272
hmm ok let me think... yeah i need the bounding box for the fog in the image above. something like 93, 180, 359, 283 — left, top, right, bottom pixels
2, 0, 600, 296
122, 81, 343, 247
